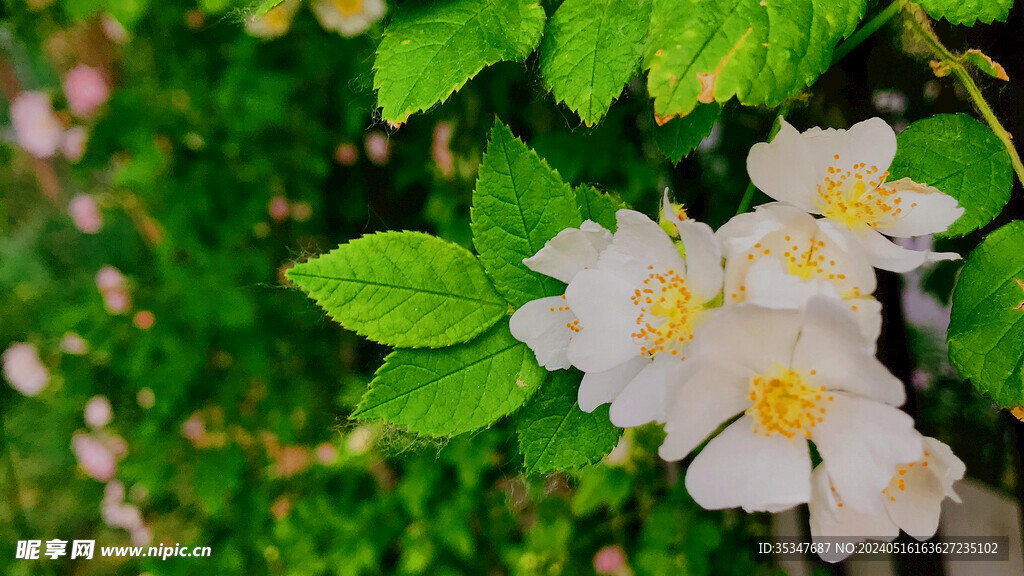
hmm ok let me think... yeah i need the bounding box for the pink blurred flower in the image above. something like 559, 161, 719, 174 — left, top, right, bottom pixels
268, 196, 289, 222
60, 333, 89, 355
96, 266, 127, 293
133, 310, 155, 330
103, 291, 131, 314
69, 194, 102, 234
275, 446, 310, 477
72, 432, 120, 481
61, 126, 88, 162
84, 395, 113, 429
593, 545, 628, 575
181, 416, 205, 442
432, 122, 454, 178
315, 442, 337, 464
102, 479, 150, 544
364, 131, 390, 165
101, 14, 130, 44
335, 142, 358, 165
2, 343, 49, 397
64, 65, 110, 118
11, 91, 63, 158
271, 496, 292, 519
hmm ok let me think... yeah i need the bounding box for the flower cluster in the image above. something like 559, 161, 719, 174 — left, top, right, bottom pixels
246, 0, 386, 39
511, 118, 967, 561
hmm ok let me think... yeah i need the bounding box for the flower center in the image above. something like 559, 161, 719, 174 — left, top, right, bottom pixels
746, 366, 831, 439
630, 267, 703, 360
261, 5, 292, 30
815, 156, 906, 230
332, 0, 364, 16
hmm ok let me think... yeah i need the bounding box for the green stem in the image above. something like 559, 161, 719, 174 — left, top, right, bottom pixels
0, 411, 30, 536
832, 1, 903, 65
736, 103, 792, 215
903, 2, 1024, 186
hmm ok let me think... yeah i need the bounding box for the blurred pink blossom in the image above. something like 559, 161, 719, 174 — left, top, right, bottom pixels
335, 142, 358, 165
84, 395, 113, 429
133, 310, 155, 330
11, 91, 63, 158
61, 126, 88, 162
96, 266, 131, 314
290, 201, 312, 222
72, 432, 121, 481
60, 333, 89, 355
64, 65, 110, 118
275, 446, 310, 477
364, 131, 390, 165
315, 442, 337, 464
101, 14, 130, 44
431, 122, 454, 178
593, 545, 628, 575
103, 291, 131, 314
2, 343, 49, 397
181, 416, 205, 442
69, 194, 103, 234
268, 196, 289, 222
102, 479, 150, 544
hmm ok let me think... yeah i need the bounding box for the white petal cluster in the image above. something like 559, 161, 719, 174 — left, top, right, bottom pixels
510, 117, 967, 560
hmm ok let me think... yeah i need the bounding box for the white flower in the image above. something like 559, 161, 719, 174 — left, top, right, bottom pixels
245, 0, 300, 39
563, 203, 722, 427
10, 91, 63, 158
661, 297, 921, 514
747, 118, 964, 272
717, 202, 882, 340
84, 395, 113, 429
509, 221, 613, 371
2, 342, 49, 397
311, 0, 386, 37
809, 437, 965, 562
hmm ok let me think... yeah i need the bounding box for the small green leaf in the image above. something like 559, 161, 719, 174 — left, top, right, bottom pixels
353, 323, 545, 436
963, 49, 1010, 81
471, 121, 582, 307
916, 0, 1013, 25
517, 370, 622, 474
889, 113, 1013, 238
947, 221, 1024, 410
654, 102, 721, 164
644, 0, 864, 122
373, 0, 545, 125
256, 0, 285, 17
287, 231, 506, 348
539, 0, 652, 126
575, 184, 623, 231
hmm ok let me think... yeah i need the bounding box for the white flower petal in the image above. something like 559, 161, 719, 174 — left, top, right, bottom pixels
812, 393, 922, 515
792, 297, 905, 406
597, 209, 685, 281
578, 356, 649, 413
675, 219, 723, 299
803, 118, 898, 188
565, 269, 642, 373
660, 362, 752, 461
685, 415, 811, 512
522, 221, 612, 283
609, 358, 691, 427
809, 465, 898, 563
851, 228, 959, 273
743, 257, 842, 310
687, 304, 802, 373
883, 462, 944, 540
746, 119, 821, 212
509, 296, 576, 370
878, 178, 965, 238
924, 436, 966, 502
849, 297, 883, 344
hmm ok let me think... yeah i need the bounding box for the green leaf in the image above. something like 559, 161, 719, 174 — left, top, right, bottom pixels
575, 184, 623, 231
353, 323, 545, 436
889, 113, 1013, 238
963, 49, 1010, 81
517, 370, 621, 474
256, 0, 285, 17
947, 221, 1024, 410
471, 121, 582, 307
287, 231, 506, 348
644, 0, 865, 122
539, 0, 652, 126
916, 0, 1013, 25
654, 102, 721, 164
373, 0, 546, 125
